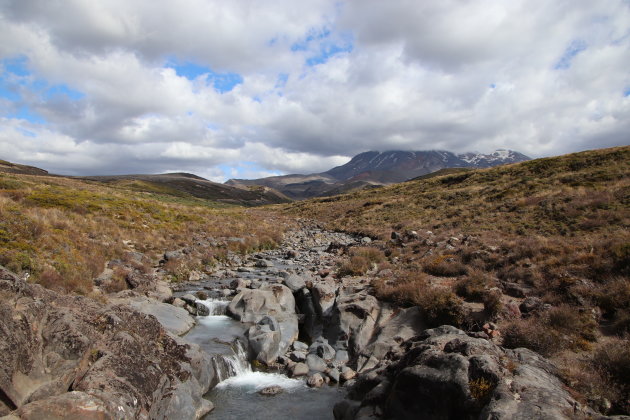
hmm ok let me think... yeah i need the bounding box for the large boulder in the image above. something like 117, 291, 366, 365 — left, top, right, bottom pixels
338, 325, 592, 420
247, 316, 282, 365
122, 297, 195, 336
227, 286, 298, 355
312, 277, 338, 318
336, 287, 382, 357
0, 265, 213, 420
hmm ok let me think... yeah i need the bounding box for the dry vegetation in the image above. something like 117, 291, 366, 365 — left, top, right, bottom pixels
0, 173, 289, 295
285, 146, 630, 414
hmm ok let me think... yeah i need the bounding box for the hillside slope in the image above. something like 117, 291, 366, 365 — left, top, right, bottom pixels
285, 145, 630, 414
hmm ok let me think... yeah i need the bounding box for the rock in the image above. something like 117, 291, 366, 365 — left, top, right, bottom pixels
312, 278, 338, 317
195, 290, 209, 300
307, 373, 325, 388
503, 281, 527, 298
283, 274, 306, 292
172, 297, 186, 308
520, 296, 543, 314
336, 288, 382, 356
125, 297, 195, 336
310, 341, 336, 361
164, 250, 183, 261
255, 259, 273, 268
247, 316, 281, 365
285, 250, 298, 259
289, 351, 307, 362
230, 278, 249, 289
338, 325, 587, 420
326, 368, 340, 383
341, 366, 357, 382
181, 294, 197, 305
306, 354, 328, 372
292, 341, 309, 352
335, 350, 350, 365
0, 265, 213, 420
259, 385, 284, 396
361, 237, 372, 244
195, 301, 210, 316
290, 363, 309, 377
333, 400, 361, 420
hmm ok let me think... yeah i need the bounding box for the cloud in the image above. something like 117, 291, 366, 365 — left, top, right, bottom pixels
0, 0, 628, 182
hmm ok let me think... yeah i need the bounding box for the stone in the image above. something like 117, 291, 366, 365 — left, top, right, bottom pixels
247, 316, 281, 365
292, 341, 309, 352
195, 290, 209, 300
283, 274, 306, 292
125, 297, 195, 336
341, 366, 357, 382
164, 250, 183, 261
195, 301, 210, 317
520, 296, 543, 314
335, 349, 350, 365
230, 278, 249, 289
310, 341, 336, 361
326, 368, 340, 383
307, 373, 325, 388
181, 294, 197, 305
290, 363, 309, 377
289, 351, 307, 363
361, 237, 372, 244
306, 354, 328, 372
259, 385, 284, 396
312, 278, 338, 317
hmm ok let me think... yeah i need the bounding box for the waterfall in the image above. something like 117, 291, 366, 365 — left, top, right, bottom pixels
212, 339, 251, 382
197, 298, 229, 316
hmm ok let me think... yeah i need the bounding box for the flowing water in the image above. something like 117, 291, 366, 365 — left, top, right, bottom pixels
186, 297, 345, 420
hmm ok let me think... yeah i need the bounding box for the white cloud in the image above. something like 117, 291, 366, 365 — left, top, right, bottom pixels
0, 0, 628, 182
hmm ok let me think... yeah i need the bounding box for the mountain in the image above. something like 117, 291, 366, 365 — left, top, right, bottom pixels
226, 149, 530, 199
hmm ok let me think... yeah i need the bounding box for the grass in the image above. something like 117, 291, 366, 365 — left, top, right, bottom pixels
284, 145, 630, 414
0, 172, 290, 294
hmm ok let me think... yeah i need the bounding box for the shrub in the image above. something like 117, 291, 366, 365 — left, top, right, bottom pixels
416, 287, 467, 327
455, 270, 493, 301
483, 290, 503, 317
423, 255, 468, 277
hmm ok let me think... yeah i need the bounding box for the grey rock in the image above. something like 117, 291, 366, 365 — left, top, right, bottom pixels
283, 274, 306, 292
259, 385, 283, 396
341, 366, 357, 382
310, 341, 336, 361
290, 363, 309, 377
292, 340, 309, 352
312, 278, 338, 317
307, 373, 325, 388
326, 367, 340, 383
306, 354, 328, 372
335, 350, 350, 365
125, 297, 195, 336
289, 351, 307, 362
181, 294, 197, 305
247, 316, 281, 365
195, 301, 210, 317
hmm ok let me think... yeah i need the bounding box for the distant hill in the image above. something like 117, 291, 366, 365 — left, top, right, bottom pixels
226, 149, 530, 199
79, 173, 291, 206
0, 159, 49, 176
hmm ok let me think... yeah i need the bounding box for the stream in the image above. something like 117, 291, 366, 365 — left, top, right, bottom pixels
186, 297, 345, 420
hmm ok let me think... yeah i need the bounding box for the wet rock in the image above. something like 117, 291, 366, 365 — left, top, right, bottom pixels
326, 367, 341, 383
341, 366, 357, 382
181, 294, 197, 305
307, 373, 325, 388
195, 290, 208, 300
290, 363, 309, 377
195, 301, 210, 317
289, 351, 307, 362
247, 316, 281, 365
259, 385, 283, 396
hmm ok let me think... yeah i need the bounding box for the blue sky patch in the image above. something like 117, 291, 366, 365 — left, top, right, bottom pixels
624, 88, 630, 97
45, 84, 85, 100
554, 40, 587, 70
306, 40, 353, 66
166, 59, 243, 93
9, 106, 46, 124
2, 56, 30, 77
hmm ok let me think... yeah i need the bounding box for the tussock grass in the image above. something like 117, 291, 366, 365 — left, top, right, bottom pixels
0, 172, 289, 294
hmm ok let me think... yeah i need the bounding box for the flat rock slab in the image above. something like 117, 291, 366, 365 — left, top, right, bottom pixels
124, 297, 195, 336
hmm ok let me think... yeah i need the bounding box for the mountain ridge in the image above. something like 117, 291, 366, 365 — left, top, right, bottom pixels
226, 149, 530, 199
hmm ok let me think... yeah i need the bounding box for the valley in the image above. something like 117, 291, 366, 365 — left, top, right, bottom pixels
0, 145, 628, 419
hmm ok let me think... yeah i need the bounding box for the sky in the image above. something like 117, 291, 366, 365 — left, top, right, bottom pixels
0, 0, 629, 182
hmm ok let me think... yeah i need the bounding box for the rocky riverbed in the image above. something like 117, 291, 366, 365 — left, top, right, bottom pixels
0, 220, 599, 419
